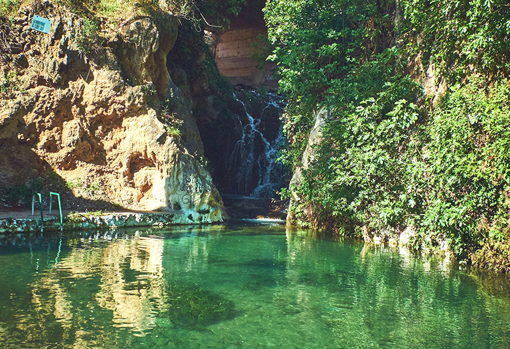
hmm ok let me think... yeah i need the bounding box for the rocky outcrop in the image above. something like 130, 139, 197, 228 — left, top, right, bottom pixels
214, 27, 276, 89
0, 1, 223, 222
287, 107, 329, 222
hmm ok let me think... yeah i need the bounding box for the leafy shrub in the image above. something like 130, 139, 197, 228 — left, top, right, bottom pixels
266, 0, 510, 267
0, 0, 21, 17
0, 70, 18, 93
472, 237, 510, 273
66, 179, 83, 190
166, 125, 181, 139
421, 79, 510, 256
75, 18, 104, 54
402, 0, 510, 80
1, 177, 45, 206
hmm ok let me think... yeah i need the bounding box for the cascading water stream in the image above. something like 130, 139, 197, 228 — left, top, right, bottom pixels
229, 91, 285, 198
251, 94, 285, 198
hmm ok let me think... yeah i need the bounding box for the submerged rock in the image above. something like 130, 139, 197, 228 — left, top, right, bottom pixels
160, 284, 236, 330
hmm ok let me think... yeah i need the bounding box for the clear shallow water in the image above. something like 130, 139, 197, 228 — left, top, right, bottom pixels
1, 222, 510, 348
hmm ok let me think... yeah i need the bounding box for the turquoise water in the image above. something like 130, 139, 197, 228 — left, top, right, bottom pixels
1, 221, 510, 348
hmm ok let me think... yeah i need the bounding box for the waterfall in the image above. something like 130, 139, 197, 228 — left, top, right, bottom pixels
229, 90, 285, 198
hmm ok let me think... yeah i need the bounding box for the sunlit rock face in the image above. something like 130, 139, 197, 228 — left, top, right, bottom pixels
212, 0, 277, 90
0, 2, 223, 219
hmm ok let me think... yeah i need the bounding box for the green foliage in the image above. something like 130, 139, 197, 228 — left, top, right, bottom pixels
167, 19, 219, 81
66, 211, 84, 224
402, 0, 510, 80
53, 0, 246, 56
421, 79, 510, 256
160, 95, 184, 141
8, 184, 32, 204
295, 74, 422, 233
257, 85, 269, 97
0, 70, 18, 93
0, 0, 21, 17
180, 0, 246, 28
98, 0, 123, 18
66, 179, 100, 196
66, 179, 83, 190
266, 0, 420, 231
267, 0, 510, 265
76, 18, 104, 54
1, 177, 45, 205
30, 177, 44, 191
166, 125, 181, 139
472, 236, 510, 273
266, 0, 400, 169
84, 182, 100, 194
250, 33, 273, 69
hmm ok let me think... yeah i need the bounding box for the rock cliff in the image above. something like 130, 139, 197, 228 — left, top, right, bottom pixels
286, 107, 328, 223
212, 0, 276, 89
0, 1, 224, 222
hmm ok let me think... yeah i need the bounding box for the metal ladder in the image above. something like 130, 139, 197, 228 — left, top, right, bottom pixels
32, 192, 63, 231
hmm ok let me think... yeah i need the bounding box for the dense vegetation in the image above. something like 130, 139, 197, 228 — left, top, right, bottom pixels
0, 0, 245, 23
265, 0, 510, 269
1, 0, 245, 58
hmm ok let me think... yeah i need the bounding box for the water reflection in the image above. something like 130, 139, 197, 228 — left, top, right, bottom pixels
0, 226, 222, 347
0, 224, 510, 348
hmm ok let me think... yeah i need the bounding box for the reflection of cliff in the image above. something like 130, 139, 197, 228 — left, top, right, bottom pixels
0, 226, 233, 347
24, 233, 167, 346
2, 226, 510, 347
94, 236, 166, 331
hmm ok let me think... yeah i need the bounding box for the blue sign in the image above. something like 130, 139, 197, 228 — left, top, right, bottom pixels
30, 15, 52, 34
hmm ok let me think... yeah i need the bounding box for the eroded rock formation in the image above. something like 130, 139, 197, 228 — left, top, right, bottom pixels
0, 1, 223, 222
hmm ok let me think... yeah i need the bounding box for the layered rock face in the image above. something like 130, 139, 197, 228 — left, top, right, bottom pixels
215, 27, 275, 89
213, 0, 276, 89
0, 2, 223, 222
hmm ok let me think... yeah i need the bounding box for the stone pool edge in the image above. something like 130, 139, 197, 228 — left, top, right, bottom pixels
0, 209, 224, 233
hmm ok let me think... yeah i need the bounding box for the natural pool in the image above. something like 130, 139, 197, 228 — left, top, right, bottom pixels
1, 221, 510, 348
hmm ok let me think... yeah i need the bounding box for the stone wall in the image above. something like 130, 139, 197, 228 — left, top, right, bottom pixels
0, 211, 221, 233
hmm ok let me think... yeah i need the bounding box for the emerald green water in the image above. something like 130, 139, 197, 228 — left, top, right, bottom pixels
1, 221, 510, 348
